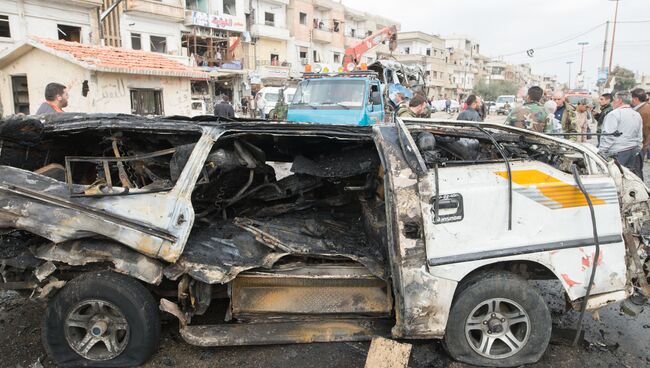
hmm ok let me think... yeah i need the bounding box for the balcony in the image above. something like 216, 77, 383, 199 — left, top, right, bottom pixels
124, 0, 185, 22
250, 23, 290, 40
312, 28, 332, 44
52, 0, 103, 7
313, 0, 334, 10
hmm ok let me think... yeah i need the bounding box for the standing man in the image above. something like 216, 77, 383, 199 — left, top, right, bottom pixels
397, 95, 428, 118
506, 86, 548, 132
255, 92, 266, 119
457, 95, 481, 122
599, 91, 643, 178
631, 88, 650, 159
595, 93, 613, 144
574, 98, 594, 143
35, 83, 69, 114
476, 96, 487, 121
213, 95, 235, 119
551, 91, 577, 140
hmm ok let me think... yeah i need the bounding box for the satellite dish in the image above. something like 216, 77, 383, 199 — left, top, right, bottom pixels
526, 49, 534, 57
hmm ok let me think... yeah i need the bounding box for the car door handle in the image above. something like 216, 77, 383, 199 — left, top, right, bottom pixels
431, 193, 464, 224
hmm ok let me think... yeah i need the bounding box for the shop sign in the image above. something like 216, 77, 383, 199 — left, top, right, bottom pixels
259, 66, 290, 79
190, 11, 245, 32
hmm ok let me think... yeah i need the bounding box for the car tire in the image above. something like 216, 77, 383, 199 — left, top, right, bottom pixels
444, 271, 551, 367
42, 271, 160, 367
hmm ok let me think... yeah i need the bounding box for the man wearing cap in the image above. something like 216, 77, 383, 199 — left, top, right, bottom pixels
575, 98, 594, 143
599, 91, 643, 178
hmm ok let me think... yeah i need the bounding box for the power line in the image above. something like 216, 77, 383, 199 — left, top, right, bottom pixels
495, 22, 605, 58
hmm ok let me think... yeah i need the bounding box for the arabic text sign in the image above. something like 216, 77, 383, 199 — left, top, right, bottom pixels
190, 11, 245, 32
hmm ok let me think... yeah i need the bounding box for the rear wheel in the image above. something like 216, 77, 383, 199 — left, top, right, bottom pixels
444, 272, 551, 367
42, 271, 160, 367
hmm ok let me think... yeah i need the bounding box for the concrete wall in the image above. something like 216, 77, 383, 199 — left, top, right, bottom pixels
120, 13, 183, 55
0, 48, 191, 116
255, 0, 287, 28
257, 38, 287, 63
0, 0, 97, 51
287, 0, 312, 42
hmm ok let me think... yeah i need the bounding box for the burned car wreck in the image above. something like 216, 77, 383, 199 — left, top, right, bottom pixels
1, 113, 649, 367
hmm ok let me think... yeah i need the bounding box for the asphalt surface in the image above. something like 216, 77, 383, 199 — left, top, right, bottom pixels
1, 116, 649, 367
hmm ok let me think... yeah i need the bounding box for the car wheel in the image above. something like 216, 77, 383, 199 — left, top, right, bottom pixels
42, 271, 160, 367
444, 271, 551, 367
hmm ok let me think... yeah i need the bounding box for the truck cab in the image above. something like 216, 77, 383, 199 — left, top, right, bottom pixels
287, 71, 384, 126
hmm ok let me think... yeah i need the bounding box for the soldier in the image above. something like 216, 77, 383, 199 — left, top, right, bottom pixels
397, 95, 428, 118
506, 86, 548, 132
551, 91, 578, 140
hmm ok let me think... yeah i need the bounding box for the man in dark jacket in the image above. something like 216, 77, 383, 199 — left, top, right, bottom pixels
457, 95, 481, 122
35, 83, 68, 114
214, 95, 235, 119
595, 93, 613, 144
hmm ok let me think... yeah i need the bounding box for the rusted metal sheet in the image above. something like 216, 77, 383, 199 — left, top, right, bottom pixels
231, 272, 392, 319
179, 318, 392, 347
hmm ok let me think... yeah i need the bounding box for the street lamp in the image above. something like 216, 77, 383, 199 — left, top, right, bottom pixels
607, 0, 621, 85
578, 41, 589, 74
566, 61, 574, 90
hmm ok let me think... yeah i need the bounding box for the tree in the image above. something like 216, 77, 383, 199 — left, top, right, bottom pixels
609, 66, 636, 92
473, 79, 519, 101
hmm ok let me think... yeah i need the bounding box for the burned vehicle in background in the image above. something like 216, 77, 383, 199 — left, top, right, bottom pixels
0, 113, 649, 367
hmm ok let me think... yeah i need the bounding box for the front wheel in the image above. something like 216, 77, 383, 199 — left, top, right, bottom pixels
42, 271, 161, 367
444, 271, 551, 367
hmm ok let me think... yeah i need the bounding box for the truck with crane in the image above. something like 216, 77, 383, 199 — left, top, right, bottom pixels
286, 26, 428, 126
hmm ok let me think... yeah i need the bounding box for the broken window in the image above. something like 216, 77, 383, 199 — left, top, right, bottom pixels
57, 24, 81, 43
130, 89, 164, 116
264, 12, 274, 26
0, 15, 10, 38
223, 0, 236, 15
313, 50, 320, 63
299, 12, 307, 25
186, 0, 208, 12
403, 47, 409, 55
150, 36, 167, 53
11, 75, 29, 115
131, 33, 142, 50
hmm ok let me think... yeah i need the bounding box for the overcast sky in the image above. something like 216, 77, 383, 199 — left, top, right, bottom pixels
342, 0, 650, 87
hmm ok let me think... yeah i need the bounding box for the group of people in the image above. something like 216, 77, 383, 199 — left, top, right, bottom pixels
505, 85, 650, 179
396, 93, 489, 121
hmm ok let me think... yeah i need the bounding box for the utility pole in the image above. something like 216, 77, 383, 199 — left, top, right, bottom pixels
578, 42, 589, 74
566, 61, 574, 90
606, 0, 621, 87
598, 21, 610, 94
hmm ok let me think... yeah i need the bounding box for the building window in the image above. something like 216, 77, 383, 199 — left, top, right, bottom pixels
299, 50, 307, 59
299, 12, 307, 25
403, 47, 410, 55
333, 20, 340, 32
264, 12, 274, 26
57, 24, 81, 43
186, 0, 208, 12
270, 53, 279, 65
350, 28, 356, 37
426, 48, 431, 56
130, 89, 164, 116
313, 50, 320, 63
223, 0, 236, 15
0, 15, 10, 38
11, 76, 29, 115
150, 36, 167, 53
333, 52, 340, 63
131, 33, 142, 50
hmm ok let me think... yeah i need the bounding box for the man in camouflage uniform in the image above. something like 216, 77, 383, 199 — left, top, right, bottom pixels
397, 95, 428, 118
552, 91, 578, 140
506, 86, 548, 132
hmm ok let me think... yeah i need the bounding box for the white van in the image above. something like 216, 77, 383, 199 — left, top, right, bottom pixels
257, 87, 296, 116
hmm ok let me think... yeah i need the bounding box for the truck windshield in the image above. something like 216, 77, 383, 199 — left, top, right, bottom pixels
264, 93, 279, 103
291, 79, 365, 109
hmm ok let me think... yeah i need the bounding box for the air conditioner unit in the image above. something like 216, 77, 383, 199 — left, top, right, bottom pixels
300, 58, 309, 65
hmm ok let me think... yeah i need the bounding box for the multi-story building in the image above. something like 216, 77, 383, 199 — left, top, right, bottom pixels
249, 0, 292, 86
380, 31, 452, 99
0, 0, 102, 51
444, 36, 483, 100
286, 0, 346, 78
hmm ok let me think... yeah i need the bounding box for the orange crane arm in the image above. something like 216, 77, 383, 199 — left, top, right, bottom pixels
342, 25, 397, 70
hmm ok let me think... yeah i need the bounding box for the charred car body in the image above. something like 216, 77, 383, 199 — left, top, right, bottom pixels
0, 113, 649, 367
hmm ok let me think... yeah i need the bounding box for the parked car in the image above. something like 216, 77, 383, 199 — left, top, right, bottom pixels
1, 114, 648, 367
495, 95, 516, 115
431, 99, 460, 113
